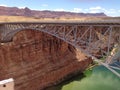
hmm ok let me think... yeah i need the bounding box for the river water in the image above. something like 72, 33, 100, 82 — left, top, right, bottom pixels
46, 65, 120, 90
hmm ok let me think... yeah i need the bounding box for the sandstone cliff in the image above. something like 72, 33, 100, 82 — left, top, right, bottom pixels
0, 30, 92, 90
0, 6, 106, 18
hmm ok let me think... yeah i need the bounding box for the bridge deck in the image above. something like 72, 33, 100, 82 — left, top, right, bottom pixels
0, 20, 120, 25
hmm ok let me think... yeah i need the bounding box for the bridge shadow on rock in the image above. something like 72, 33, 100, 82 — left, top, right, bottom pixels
0, 29, 92, 90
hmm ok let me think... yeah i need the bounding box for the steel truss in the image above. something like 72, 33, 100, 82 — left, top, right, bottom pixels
0, 22, 120, 77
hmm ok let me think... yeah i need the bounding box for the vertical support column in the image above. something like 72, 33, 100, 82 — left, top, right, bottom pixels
106, 26, 113, 64
63, 25, 66, 40
73, 25, 78, 45
87, 26, 93, 52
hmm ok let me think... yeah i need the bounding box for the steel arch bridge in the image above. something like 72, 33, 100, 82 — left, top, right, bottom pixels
0, 21, 120, 77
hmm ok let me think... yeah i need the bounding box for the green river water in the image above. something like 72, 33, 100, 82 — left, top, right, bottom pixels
46, 65, 120, 90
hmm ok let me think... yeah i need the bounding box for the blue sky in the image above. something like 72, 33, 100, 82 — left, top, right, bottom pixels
0, 0, 120, 16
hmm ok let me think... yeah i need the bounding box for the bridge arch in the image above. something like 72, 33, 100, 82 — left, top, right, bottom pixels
1, 26, 119, 59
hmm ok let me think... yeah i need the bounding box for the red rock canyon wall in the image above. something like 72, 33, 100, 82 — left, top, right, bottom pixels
0, 30, 92, 90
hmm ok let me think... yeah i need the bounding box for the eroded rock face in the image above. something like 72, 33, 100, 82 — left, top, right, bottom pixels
0, 30, 92, 90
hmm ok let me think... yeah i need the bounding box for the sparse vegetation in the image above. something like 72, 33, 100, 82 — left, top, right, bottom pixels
0, 15, 120, 22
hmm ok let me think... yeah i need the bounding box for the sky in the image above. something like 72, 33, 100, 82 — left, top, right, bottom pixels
0, 0, 120, 16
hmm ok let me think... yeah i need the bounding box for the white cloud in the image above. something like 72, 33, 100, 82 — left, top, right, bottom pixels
73, 8, 82, 13
89, 6, 102, 10
80, 6, 120, 16
54, 8, 66, 11
0, 4, 7, 7
106, 9, 116, 14
89, 6, 105, 13
41, 4, 48, 7
84, 9, 89, 12
118, 10, 120, 12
